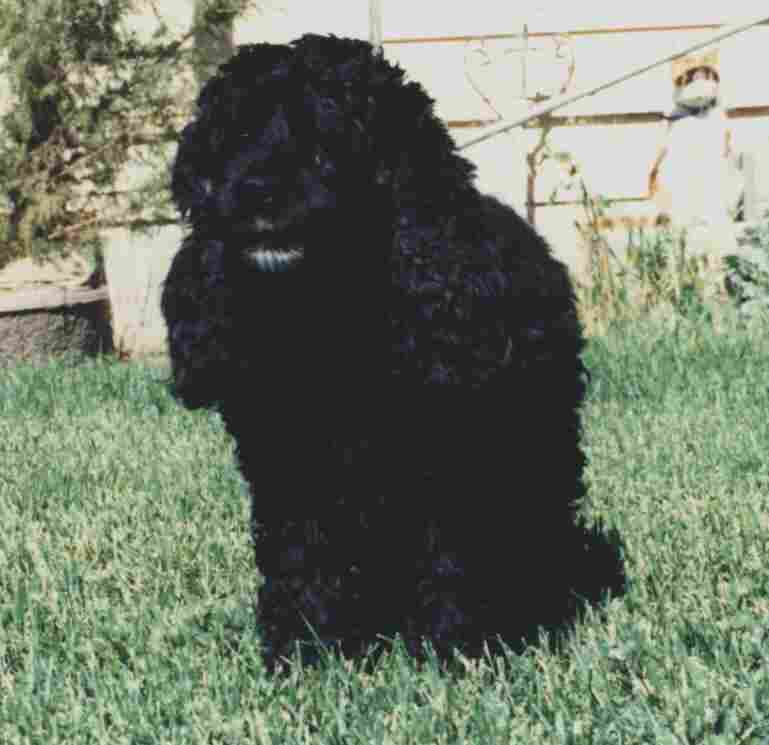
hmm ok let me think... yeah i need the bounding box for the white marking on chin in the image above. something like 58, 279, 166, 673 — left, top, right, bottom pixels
244, 248, 303, 271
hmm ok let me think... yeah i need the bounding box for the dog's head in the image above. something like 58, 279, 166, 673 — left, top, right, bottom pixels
171, 34, 475, 272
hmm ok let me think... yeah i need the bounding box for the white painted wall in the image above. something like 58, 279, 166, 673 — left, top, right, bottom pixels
8, 2, 769, 353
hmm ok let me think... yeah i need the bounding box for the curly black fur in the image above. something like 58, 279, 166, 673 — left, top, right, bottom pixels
162, 33, 624, 665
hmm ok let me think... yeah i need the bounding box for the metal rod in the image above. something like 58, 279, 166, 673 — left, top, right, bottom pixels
458, 14, 769, 151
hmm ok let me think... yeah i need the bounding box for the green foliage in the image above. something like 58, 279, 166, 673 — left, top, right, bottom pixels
4, 316, 769, 741
624, 227, 716, 319
578, 225, 722, 335
0, 0, 260, 269
724, 211, 769, 318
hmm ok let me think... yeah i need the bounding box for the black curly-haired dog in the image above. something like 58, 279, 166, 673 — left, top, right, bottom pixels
162, 33, 624, 665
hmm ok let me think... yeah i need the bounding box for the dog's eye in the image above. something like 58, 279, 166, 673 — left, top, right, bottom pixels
245, 177, 272, 193
243, 177, 276, 205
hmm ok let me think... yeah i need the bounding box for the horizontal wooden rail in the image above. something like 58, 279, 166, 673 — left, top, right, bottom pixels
0, 285, 109, 314
447, 105, 769, 130
528, 196, 650, 208
383, 21, 769, 46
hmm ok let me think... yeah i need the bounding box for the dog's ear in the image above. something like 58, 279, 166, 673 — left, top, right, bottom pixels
161, 237, 234, 409
171, 122, 213, 221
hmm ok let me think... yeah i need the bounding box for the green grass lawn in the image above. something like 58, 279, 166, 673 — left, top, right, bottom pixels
3, 311, 769, 743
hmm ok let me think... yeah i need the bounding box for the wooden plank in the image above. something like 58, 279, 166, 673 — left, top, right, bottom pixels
0, 286, 109, 314
524, 105, 769, 128
528, 196, 650, 208
447, 118, 500, 128
727, 105, 769, 120
447, 105, 769, 130
383, 21, 769, 46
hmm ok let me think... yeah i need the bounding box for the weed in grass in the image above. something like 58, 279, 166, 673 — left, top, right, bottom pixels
577, 222, 730, 336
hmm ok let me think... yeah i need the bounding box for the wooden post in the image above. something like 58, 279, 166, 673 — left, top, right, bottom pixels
369, 0, 383, 55
521, 24, 528, 100
742, 152, 758, 221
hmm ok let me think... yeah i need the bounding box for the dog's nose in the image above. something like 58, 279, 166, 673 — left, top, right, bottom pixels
251, 217, 276, 232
